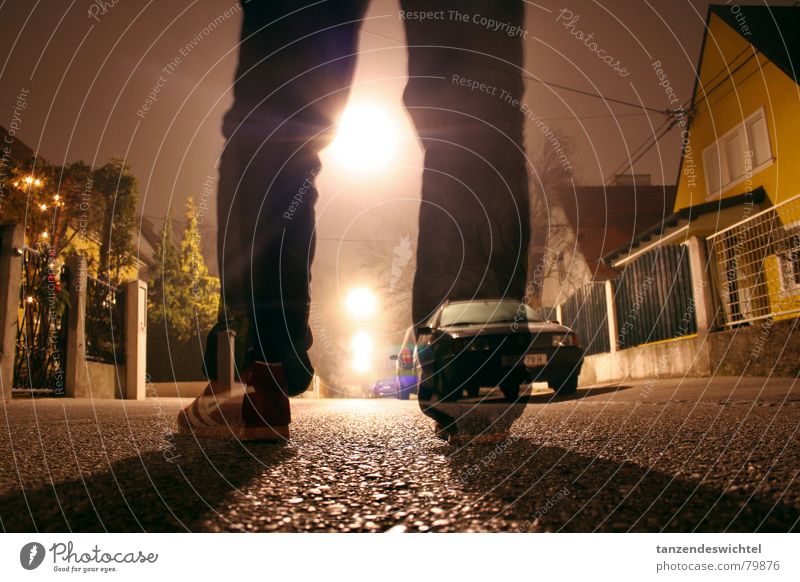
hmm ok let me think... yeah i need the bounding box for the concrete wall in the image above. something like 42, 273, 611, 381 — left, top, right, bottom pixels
151, 381, 207, 398
85, 360, 125, 399
578, 335, 711, 386
578, 317, 798, 386
708, 318, 800, 378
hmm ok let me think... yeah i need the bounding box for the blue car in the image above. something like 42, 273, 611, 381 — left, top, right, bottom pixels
369, 378, 403, 399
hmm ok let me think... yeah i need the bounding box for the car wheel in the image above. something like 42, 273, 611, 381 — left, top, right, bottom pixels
553, 371, 578, 395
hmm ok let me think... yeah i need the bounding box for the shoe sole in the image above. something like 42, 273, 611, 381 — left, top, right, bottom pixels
178, 422, 289, 442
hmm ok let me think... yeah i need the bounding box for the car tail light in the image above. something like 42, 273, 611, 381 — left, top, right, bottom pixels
552, 332, 580, 347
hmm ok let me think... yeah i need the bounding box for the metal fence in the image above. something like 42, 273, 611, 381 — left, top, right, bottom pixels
614, 244, 696, 349
13, 245, 69, 393
86, 276, 126, 364
559, 282, 609, 356
708, 193, 800, 326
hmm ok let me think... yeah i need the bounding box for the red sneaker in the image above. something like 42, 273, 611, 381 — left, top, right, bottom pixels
176, 362, 291, 442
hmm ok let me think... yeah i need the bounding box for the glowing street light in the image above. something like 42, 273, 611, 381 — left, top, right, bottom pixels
350, 331, 374, 373
351, 331, 374, 354
345, 287, 377, 319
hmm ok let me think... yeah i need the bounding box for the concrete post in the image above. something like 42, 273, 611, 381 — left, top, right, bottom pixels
65, 254, 89, 398
124, 279, 147, 400
216, 329, 236, 389
555, 304, 563, 326
0, 225, 23, 400
605, 279, 619, 354
687, 236, 716, 334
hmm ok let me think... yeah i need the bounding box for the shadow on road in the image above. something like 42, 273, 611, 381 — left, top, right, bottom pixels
0, 437, 294, 532
444, 438, 799, 532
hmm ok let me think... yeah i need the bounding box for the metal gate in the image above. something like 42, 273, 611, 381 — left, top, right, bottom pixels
614, 244, 696, 349
13, 245, 69, 395
559, 282, 610, 356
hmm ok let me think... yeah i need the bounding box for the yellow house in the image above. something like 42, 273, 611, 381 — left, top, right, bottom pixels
605, 4, 800, 327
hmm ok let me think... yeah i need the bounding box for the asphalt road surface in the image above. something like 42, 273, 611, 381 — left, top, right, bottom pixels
1, 377, 798, 532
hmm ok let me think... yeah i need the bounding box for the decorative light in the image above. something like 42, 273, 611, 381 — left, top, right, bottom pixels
25, 296, 34, 304
40, 231, 49, 239
39, 204, 48, 211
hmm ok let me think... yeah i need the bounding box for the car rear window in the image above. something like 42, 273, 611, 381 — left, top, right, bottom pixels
439, 301, 543, 326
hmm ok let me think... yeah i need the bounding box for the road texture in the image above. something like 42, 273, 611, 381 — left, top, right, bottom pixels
1, 376, 798, 532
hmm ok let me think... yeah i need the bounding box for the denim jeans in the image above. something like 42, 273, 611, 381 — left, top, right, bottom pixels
208, 0, 530, 395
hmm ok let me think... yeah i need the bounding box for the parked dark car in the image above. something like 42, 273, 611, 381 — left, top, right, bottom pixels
388, 326, 418, 400
414, 298, 584, 401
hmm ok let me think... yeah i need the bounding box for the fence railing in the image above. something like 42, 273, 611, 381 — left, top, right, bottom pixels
557, 244, 698, 357
614, 244, 696, 349
86, 276, 126, 364
559, 282, 609, 356
708, 193, 800, 326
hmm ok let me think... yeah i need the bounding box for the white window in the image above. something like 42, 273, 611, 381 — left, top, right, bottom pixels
703, 107, 773, 199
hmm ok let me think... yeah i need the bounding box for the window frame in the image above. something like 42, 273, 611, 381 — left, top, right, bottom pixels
702, 107, 773, 200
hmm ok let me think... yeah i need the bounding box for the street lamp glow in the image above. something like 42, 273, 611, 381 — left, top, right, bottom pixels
345, 287, 377, 319
329, 103, 398, 173
345, 287, 378, 319
351, 331, 374, 355
352, 355, 371, 373
350, 331, 373, 374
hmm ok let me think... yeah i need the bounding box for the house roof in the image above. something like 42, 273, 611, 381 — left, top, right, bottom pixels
601, 187, 766, 267
710, 4, 800, 84
560, 184, 677, 281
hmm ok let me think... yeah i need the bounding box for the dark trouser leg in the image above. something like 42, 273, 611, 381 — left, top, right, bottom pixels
402, 1, 530, 423
401, 0, 530, 325
207, 0, 369, 394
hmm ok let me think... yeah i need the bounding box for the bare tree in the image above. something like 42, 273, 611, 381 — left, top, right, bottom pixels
527, 128, 576, 307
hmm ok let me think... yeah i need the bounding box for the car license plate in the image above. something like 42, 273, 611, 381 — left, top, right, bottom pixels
502, 354, 548, 367
524, 354, 547, 367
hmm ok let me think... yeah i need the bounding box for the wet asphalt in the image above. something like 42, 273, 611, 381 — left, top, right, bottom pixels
0, 377, 798, 532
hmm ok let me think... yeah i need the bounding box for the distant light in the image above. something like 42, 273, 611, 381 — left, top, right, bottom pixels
345, 287, 377, 319
24, 176, 33, 185
351, 331, 374, 355
39, 204, 47, 211
25, 296, 34, 304
40, 231, 49, 239
54, 194, 60, 201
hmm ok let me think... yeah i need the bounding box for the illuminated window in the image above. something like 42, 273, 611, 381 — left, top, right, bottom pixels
778, 233, 800, 294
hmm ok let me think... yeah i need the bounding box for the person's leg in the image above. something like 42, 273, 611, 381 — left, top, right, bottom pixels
401, 1, 530, 436
400, 0, 530, 325
209, 0, 369, 394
